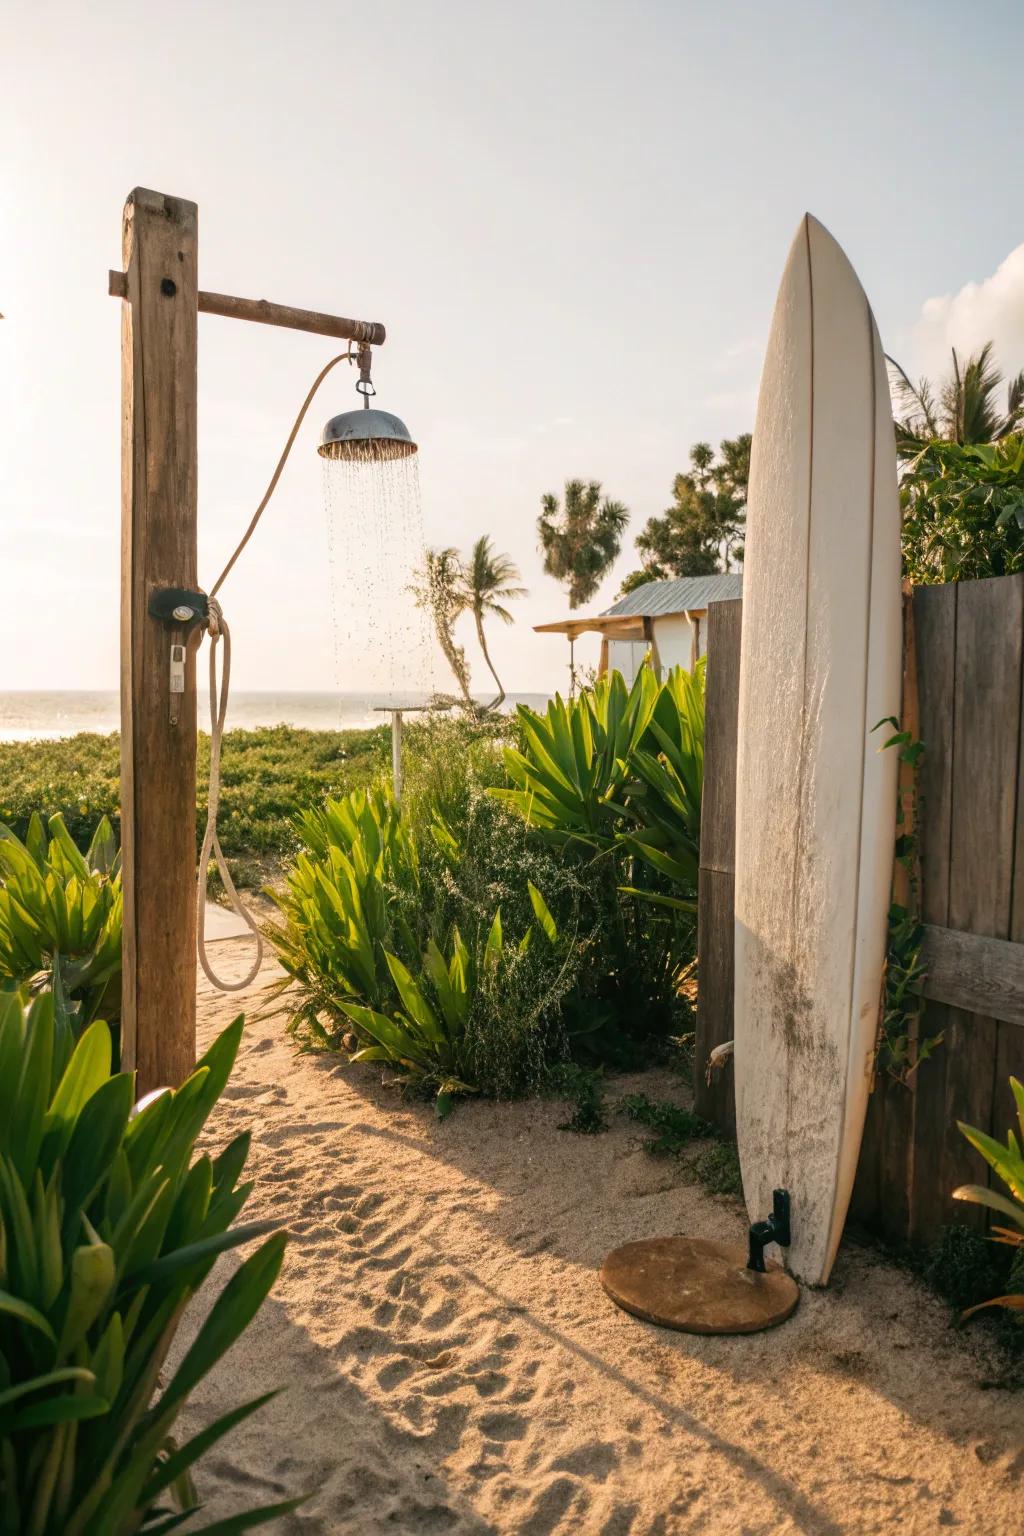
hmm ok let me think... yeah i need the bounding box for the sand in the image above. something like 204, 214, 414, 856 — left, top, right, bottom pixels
169, 943, 1023, 1534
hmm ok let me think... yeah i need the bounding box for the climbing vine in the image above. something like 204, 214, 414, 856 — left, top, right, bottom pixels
873, 716, 942, 1082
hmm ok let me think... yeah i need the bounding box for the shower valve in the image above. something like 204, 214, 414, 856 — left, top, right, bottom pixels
148, 587, 210, 632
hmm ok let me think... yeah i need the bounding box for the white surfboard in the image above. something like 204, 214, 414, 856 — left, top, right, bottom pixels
734, 214, 901, 1286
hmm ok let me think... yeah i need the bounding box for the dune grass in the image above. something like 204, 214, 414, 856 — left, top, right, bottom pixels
0, 724, 391, 888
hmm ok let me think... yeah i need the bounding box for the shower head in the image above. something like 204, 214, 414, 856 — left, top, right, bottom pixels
318, 408, 418, 462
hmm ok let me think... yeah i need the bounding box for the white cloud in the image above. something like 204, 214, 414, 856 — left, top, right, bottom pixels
907, 244, 1024, 381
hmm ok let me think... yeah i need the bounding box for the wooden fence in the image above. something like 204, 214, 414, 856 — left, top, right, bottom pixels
695, 577, 1024, 1249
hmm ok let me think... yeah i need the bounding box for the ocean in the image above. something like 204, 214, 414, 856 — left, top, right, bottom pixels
0, 690, 552, 743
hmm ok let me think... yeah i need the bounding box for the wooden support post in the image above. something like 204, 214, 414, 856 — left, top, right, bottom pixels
598, 636, 609, 677
391, 710, 404, 806
695, 599, 742, 1132
119, 188, 199, 1093
642, 616, 663, 681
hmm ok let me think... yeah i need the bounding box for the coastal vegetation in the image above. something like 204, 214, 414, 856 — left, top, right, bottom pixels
953, 1078, 1024, 1318
0, 995, 294, 1530
537, 478, 630, 608
461, 535, 528, 707
898, 433, 1024, 584
268, 667, 703, 1109
889, 341, 1024, 447
620, 435, 751, 591
411, 537, 527, 707
0, 725, 390, 893
0, 812, 122, 1035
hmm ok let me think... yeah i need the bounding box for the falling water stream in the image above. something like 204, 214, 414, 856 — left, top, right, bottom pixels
321, 444, 436, 713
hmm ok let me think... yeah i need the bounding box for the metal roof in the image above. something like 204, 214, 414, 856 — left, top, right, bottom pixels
603, 573, 743, 618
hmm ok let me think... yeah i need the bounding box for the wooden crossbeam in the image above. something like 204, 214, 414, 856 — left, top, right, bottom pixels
109, 269, 385, 345
920, 924, 1024, 1028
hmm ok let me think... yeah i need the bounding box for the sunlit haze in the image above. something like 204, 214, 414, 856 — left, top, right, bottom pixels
3, 0, 1022, 693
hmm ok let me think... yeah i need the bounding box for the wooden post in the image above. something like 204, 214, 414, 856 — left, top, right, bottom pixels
119, 188, 199, 1092
642, 616, 663, 680
391, 710, 404, 806
694, 599, 742, 1132
598, 636, 609, 677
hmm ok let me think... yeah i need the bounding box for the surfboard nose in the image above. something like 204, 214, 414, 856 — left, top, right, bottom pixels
802, 213, 871, 309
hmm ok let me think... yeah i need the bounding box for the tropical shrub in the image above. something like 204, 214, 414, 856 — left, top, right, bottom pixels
953, 1077, 1024, 1319
491, 663, 704, 898
272, 785, 423, 1022
486, 665, 703, 1053
340, 888, 568, 1115
271, 673, 705, 1105
0, 813, 122, 1033
0, 992, 295, 1532
900, 434, 1024, 585
270, 778, 580, 1107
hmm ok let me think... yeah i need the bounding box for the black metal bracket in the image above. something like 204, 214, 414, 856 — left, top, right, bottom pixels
746, 1188, 791, 1273
148, 587, 209, 633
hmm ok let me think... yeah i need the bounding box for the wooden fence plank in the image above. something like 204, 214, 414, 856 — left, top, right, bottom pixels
695, 600, 742, 1128
919, 925, 1024, 1025
854, 590, 921, 1242
949, 575, 1022, 938
903, 583, 958, 1246
914, 584, 958, 931
695, 869, 736, 1132
914, 576, 1023, 1240
699, 600, 742, 876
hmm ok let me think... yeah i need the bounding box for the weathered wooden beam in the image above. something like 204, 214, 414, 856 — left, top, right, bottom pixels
920, 922, 1024, 1029
695, 598, 743, 1129
641, 615, 663, 680
108, 269, 385, 344
118, 188, 199, 1093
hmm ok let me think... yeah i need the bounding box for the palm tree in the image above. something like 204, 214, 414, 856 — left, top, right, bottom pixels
537, 479, 629, 609
461, 536, 527, 709
410, 547, 474, 708
889, 341, 1024, 447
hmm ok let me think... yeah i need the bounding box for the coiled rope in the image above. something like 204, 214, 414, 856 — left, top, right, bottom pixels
196, 349, 353, 992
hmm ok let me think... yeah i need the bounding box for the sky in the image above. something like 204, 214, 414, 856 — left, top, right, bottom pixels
2, 0, 1023, 695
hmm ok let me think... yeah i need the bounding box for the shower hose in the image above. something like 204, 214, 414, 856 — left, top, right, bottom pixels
196, 348, 354, 992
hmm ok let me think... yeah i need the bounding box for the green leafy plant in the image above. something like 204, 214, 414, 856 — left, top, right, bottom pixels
900, 434, 1024, 585
619, 662, 704, 905
269, 786, 423, 1044
270, 779, 576, 1106
491, 669, 657, 847
953, 1077, 1024, 1318
486, 666, 702, 1058
271, 684, 703, 1100
872, 718, 941, 1082
0, 813, 122, 1033
615, 1092, 710, 1155
339, 916, 489, 1112
0, 991, 296, 1532
491, 662, 704, 902
690, 1139, 743, 1197
339, 884, 567, 1114
547, 1063, 608, 1134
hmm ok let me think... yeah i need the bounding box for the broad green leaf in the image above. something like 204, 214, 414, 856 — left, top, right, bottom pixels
0, 1289, 56, 1342
158, 1233, 287, 1415
527, 882, 557, 944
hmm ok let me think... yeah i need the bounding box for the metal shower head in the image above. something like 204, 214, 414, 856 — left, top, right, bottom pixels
318, 407, 418, 462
